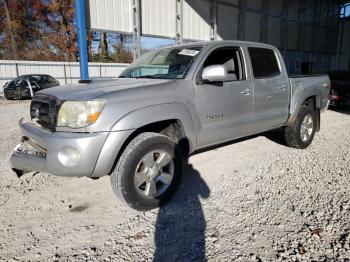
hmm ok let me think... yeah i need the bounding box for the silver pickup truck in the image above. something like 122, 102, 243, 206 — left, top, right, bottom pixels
9, 41, 330, 210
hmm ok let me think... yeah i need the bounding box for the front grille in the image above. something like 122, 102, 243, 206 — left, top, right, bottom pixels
30, 94, 61, 131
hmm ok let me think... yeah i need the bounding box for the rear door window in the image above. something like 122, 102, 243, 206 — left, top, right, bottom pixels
248, 47, 280, 78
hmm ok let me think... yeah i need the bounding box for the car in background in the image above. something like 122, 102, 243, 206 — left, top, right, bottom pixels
328, 70, 350, 107
3, 74, 60, 100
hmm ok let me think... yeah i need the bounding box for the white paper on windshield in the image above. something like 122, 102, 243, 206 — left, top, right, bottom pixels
178, 49, 200, 56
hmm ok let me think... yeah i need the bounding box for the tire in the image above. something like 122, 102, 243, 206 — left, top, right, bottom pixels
111, 132, 183, 211
284, 105, 316, 149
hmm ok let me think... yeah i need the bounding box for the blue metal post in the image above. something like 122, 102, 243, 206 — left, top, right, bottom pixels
76, 0, 89, 81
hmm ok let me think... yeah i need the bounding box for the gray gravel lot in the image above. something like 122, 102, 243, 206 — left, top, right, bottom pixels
0, 98, 349, 261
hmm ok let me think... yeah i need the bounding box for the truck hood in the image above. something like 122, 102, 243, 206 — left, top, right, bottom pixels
38, 78, 176, 100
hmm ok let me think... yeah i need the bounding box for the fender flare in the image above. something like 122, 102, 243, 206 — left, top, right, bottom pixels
286, 93, 321, 127
111, 103, 197, 151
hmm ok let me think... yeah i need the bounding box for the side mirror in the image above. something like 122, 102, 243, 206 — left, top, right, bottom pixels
201, 64, 236, 83
202, 65, 226, 82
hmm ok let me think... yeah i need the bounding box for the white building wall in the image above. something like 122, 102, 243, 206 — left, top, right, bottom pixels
141, 0, 176, 38
182, 0, 211, 40
87, 0, 132, 33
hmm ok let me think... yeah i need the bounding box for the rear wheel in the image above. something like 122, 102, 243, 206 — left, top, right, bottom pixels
110, 132, 183, 210
284, 105, 316, 149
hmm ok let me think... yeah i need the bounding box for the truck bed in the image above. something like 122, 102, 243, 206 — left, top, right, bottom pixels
288, 74, 330, 121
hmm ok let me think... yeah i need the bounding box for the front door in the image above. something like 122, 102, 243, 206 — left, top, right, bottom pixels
195, 46, 254, 148
18, 79, 32, 98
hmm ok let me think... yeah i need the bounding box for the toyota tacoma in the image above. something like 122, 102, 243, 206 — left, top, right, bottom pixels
9, 41, 330, 210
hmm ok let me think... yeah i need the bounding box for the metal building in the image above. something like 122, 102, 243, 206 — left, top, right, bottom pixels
76, 0, 349, 79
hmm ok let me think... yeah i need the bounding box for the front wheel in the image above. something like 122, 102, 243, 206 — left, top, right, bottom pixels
111, 132, 183, 211
284, 105, 316, 149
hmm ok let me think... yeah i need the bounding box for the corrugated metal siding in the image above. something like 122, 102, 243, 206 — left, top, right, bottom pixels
267, 17, 280, 47
216, 3, 238, 40
287, 22, 298, 50
245, 12, 260, 42
268, 0, 281, 16
0, 61, 128, 90
317, 28, 327, 53
340, 21, 350, 70
246, 0, 261, 11
218, 0, 239, 6
183, 0, 211, 40
87, 0, 132, 33
288, 1, 299, 20
141, 0, 176, 37
301, 25, 313, 52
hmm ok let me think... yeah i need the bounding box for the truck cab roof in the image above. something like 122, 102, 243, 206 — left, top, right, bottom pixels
158, 40, 277, 50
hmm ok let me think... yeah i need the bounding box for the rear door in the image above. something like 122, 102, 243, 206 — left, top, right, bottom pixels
247, 47, 289, 132
18, 79, 31, 98
194, 45, 254, 147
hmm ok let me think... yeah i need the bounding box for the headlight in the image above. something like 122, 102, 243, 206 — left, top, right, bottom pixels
57, 100, 105, 128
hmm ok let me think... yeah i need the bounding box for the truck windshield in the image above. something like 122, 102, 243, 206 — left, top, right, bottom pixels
119, 46, 202, 79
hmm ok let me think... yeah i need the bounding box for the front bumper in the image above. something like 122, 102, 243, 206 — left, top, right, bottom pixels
9, 119, 133, 177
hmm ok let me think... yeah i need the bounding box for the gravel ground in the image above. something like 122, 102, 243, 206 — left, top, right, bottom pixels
0, 98, 349, 261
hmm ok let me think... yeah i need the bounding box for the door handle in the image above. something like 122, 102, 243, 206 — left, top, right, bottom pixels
322, 83, 328, 88
240, 88, 251, 95
278, 85, 287, 91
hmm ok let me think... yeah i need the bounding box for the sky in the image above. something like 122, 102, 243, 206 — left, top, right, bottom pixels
90, 34, 176, 54
141, 36, 175, 49
341, 4, 350, 17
